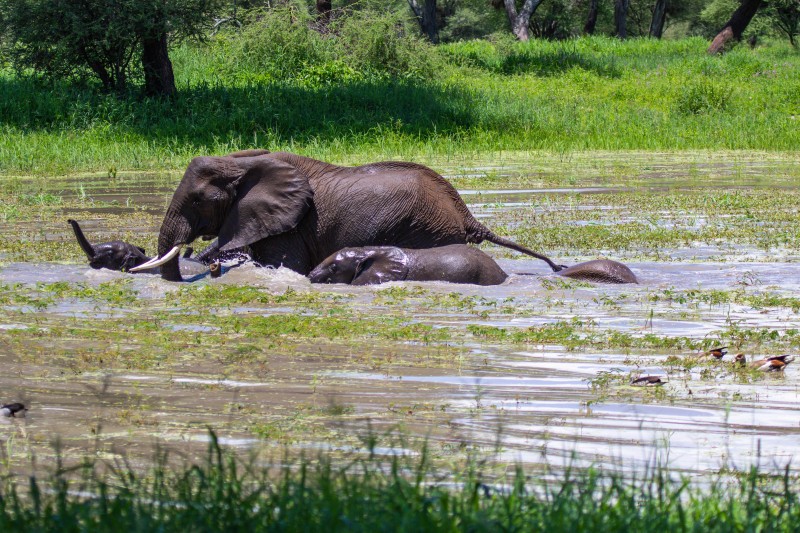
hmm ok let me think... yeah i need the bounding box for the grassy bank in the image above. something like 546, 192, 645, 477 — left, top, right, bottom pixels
0, 34, 798, 175
1, 435, 798, 532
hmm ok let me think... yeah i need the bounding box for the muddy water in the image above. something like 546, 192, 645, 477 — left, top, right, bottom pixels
1, 154, 799, 475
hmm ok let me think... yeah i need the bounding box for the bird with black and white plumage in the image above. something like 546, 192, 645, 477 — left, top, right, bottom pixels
0, 403, 26, 417
734, 354, 795, 372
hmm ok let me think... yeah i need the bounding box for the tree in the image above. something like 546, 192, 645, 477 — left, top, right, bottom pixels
584, 0, 600, 34
615, 0, 630, 38
407, 0, 439, 43
649, 0, 668, 37
317, 0, 333, 23
708, 0, 764, 53
1, 0, 221, 96
767, 0, 800, 45
499, 0, 547, 40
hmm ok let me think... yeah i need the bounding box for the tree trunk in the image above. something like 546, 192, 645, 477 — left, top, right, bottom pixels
584, 0, 599, 35
141, 33, 176, 98
708, 0, 763, 54
615, 0, 630, 38
502, 0, 545, 41
407, 0, 439, 43
649, 0, 667, 38
316, 0, 332, 24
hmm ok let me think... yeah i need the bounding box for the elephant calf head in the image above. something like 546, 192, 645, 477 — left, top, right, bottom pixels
68, 219, 150, 272
309, 247, 409, 285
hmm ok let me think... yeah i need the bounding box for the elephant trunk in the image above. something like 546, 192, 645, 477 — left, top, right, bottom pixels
156, 210, 193, 282
68, 219, 96, 260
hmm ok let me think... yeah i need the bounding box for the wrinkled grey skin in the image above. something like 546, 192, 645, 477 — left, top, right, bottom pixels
68, 219, 211, 277
557, 259, 638, 284
309, 245, 508, 286
155, 150, 565, 282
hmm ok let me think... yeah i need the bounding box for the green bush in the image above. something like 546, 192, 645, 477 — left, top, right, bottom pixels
208, 7, 439, 84
214, 7, 332, 84
333, 9, 440, 80
675, 79, 732, 114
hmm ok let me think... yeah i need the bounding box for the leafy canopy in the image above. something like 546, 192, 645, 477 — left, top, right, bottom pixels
0, 0, 222, 94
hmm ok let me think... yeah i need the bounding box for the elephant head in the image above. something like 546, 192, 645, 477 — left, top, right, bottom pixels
132, 150, 312, 281
68, 219, 149, 271
309, 247, 409, 285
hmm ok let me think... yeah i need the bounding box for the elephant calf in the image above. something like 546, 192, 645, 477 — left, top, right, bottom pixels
309, 245, 508, 286
68, 219, 220, 277
69, 219, 151, 272
557, 259, 638, 284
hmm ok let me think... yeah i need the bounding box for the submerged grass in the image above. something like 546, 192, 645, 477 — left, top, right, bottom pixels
1, 434, 799, 532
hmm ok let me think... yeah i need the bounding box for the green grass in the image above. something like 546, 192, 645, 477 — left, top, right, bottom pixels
0, 34, 798, 175
1, 433, 799, 532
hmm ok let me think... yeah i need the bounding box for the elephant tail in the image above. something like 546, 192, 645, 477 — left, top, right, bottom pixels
68, 219, 96, 260
480, 232, 567, 273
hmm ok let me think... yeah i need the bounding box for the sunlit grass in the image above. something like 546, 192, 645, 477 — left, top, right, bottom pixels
1, 434, 799, 532
0, 36, 798, 175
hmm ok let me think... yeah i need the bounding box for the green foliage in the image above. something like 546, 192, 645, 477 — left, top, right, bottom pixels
1, 36, 799, 174
763, 0, 800, 45
675, 78, 732, 114
528, 0, 589, 39
215, 7, 332, 83
701, 0, 742, 34
213, 6, 438, 84
210, 7, 436, 84
0, 0, 221, 93
333, 9, 440, 80
1, 434, 800, 531
438, 0, 508, 42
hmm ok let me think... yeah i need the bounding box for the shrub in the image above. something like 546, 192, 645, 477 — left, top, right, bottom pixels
215, 7, 331, 83
333, 9, 440, 80
675, 78, 732, 114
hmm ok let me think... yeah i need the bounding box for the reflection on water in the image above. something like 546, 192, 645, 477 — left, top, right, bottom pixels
1, 155, 799, 475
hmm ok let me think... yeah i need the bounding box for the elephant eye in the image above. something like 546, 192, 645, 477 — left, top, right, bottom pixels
330, 264, 337, 272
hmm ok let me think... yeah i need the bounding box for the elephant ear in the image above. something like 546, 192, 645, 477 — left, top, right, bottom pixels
352, 248, 409, 285
218, 158, 313, 252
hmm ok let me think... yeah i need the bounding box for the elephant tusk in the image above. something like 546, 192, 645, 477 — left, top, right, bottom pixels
130, 245, 182, 272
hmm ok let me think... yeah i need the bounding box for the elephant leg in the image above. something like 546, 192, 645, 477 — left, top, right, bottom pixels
249, 232, 313, 274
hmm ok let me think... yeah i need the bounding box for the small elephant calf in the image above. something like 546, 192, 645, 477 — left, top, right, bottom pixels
69, 219, 151, 272
68, 219, 223, 277
557, 259, 638, 284
309, 245, 508, 286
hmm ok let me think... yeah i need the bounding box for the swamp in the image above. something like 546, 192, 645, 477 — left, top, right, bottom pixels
1, 152, 799, 477
0, 5, 799, 527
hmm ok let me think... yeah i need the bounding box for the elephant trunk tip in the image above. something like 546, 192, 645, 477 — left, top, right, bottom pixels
68, 218, 97, 259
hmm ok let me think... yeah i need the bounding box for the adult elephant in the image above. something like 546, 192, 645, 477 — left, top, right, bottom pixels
133, 151, 565, 281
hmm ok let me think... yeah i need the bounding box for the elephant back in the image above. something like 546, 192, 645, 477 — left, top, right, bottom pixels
308, 161, 488, 258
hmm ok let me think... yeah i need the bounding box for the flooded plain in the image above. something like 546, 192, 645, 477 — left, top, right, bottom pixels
1, 152, 799, 477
